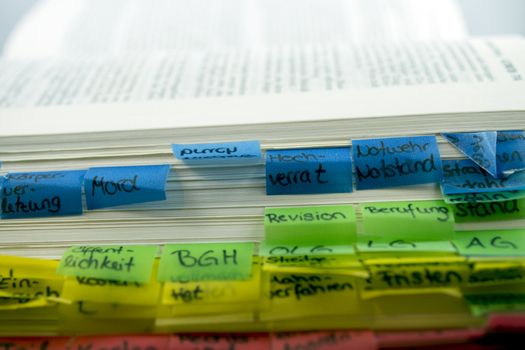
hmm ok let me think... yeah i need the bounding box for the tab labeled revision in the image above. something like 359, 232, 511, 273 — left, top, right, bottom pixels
172, 140, 262, 164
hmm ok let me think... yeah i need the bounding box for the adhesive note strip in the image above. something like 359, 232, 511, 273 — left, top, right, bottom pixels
465, 294, 525, 317
158, 242, 254, 282
360, 200, 454, 242
264, 205, 357, 246
453, 198, 525, 222
353, 136, 442, 190
453, 229, 525, 257
270, 331, 377, 350
169, 334, 269, 350
441, 159, 525, 194
57, 245, 158, 283
265, 147, 352, 195
497, 130, 525, 176
84, 164, 170, 209
443, 190, 525, 204
357, 240, 456, 253
1, 170, 85, 219
172, 140, 262, 164
443, 131, 497, 177
72, 336, 169, 350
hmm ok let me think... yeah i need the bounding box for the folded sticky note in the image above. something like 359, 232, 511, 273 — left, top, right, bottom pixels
1, 170, 85, 219
441, 159, 525, 194
264, 205, 357, 246
353, 136, 442, 190
84, 164, 170, 209
454, 229, 525, 257
360, 200, 454, 242
172, 140, 262, 164
497, 130, 525, 176
158, 242, 254, 282
57, 245, 158, 283
265, 147, 352, 195
443, 131, 497, 177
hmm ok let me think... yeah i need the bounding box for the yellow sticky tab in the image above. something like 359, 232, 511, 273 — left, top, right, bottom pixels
59, 300, 157, 319
0, 255, 59, 278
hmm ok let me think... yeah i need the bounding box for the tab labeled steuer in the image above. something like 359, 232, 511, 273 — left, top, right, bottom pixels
84, 164, 170, 210
353, 135, 442, 190
266, 147, 352, 195
441, 159, 525, 195
1, 170, 85, 219
158, 242, 254, 282
443, 131, 497, 177
360, 200, 454, 242
454, 229, 525, 257
264, 205, 357, 246
172, 140, 262, 164
57, 245, 158, 283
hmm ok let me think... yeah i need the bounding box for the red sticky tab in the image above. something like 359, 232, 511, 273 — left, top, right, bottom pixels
0, 337, 71, 350
270, 331, 377, 350
71, 336, 170, 350
376, 328, 485, 347
169, 334, 269, 350
488, 312, 525, 332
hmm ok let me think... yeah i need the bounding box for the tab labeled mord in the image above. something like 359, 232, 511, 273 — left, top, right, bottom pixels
1, 170, 85, 219
158, 242, 254, 282
453, 229, 525, 257
172, 140, 262, 164
264, 205, 357, 246
443, 131, 497, 177
353, 135, 442, 190
57, 245, 158, 283
265, 147, 352, 195
360, 200, 454, 242
84, 164, 170, 210
441, 159, 525, 195
497, 130, 525, 176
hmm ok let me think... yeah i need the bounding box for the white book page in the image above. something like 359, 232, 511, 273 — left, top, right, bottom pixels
3, 0, 468, 59
0, 37, 524, 137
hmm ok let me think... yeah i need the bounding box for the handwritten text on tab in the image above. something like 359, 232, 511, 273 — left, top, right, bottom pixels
172, 140, 262, 164
57, 245, 158, 283
353, 136, 442, 189
1, 170, 85, 219
158, 242, 254, 282
265, 147, 352, 195
454, 229, 525, 257
84, 165, 170, 209
443, 131, 497, 177
497, 130, 525, 176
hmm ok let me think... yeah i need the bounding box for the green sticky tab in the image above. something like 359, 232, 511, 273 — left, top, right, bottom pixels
158, 242, 254, 282
264, 205, 356, 246
57, 245, 158, 283
465, 294, 525, 316
443, 190, 525, 204
259, 243, 355, 257
360, 200, 454, 242
357, 240, 456, 253
453, 199, 525, 223
454, 229, 525, 257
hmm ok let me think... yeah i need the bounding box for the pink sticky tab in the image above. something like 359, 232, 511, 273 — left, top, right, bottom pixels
169, 334, 269, 350
376, 328, 485, 347
270, 331, 377, 350
488, 312, 525, 332
71, 335, 170, 350
0, 337, 71, 350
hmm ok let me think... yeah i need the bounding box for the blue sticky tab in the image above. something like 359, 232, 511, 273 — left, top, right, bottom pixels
1, 170, 85, 219
497, 130, 525, 176
172, 141, 262, 164
442, 131, 497, 177
353, 136, 442, 190
84, 164, 170, 209
441, 159, 525, 195
265, 147, 352, 195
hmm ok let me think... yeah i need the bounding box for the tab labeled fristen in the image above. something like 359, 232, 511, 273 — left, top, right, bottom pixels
353, 135, 442, 190
1, 170, 85, 219
158, 242, 254, 282
172, 140, 262, 164
265, 147, 352, 195
84, 164, 170, 210
57, 245, 158, 283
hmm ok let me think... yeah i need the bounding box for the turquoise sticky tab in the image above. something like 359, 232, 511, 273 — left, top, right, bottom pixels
265, 147, 352, 195
353, 136, 442, 190
84, 165, 170, 210
1, 170, 85, 219
497, 130, 525, 176
172, 141, 262, 164
443, 131, 497, 177
442, 159, 525, 195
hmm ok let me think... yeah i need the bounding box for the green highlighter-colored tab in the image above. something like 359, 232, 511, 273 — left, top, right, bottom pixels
359, 200, 454, 242
158, 242, 254, 282
357, 240, 456, 253
454, 229, 525, 257
465, 294, 525, 316
264, 205, 357, 246
453, 198, 525, 223
443, 190, 525, 204
56, 245, 158, 283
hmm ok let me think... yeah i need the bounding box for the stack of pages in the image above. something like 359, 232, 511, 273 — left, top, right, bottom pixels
0, 0, 525, 347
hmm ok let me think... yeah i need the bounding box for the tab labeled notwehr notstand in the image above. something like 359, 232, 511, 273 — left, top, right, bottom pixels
265, 147, 352, 195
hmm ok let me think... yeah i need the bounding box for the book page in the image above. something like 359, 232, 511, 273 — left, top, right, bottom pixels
2, 0, 468, 59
